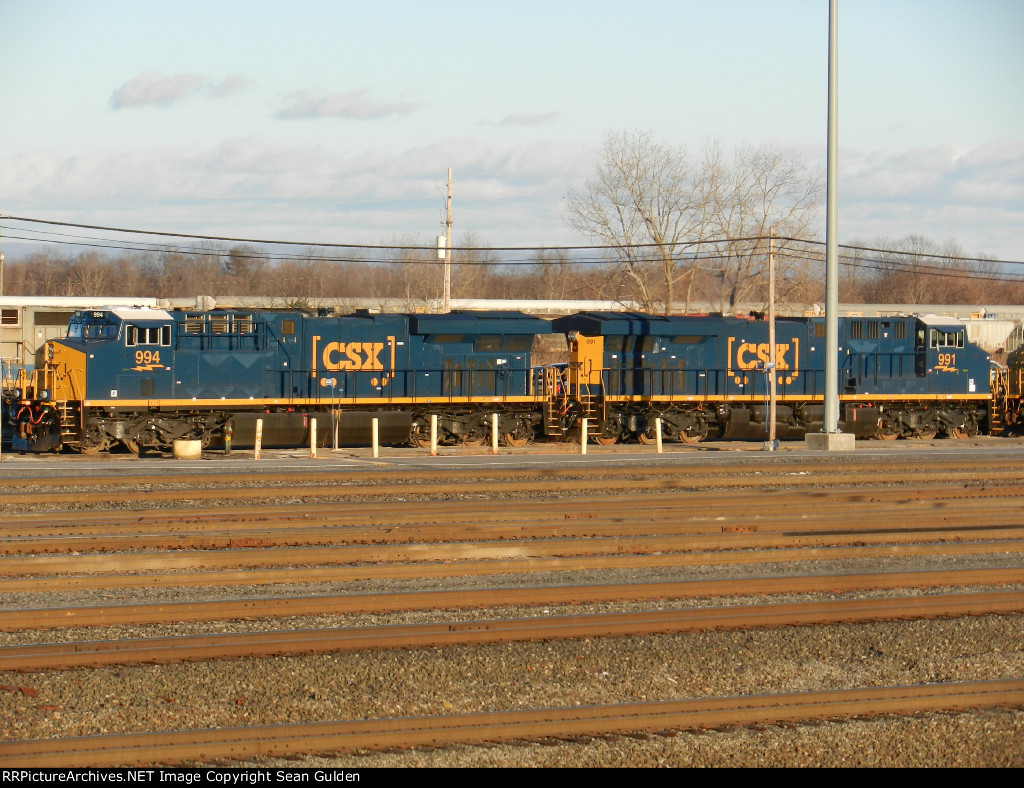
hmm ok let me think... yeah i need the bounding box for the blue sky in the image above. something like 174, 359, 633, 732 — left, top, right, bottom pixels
1, 0, 1022, 261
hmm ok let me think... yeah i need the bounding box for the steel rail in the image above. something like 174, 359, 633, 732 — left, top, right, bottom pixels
7, 494, 1024, 537
2, 567, 1022, 632
2, 590, 1022, 671
0, 468, 1017, 507
2, 539, 1023, 593
5, 481, 1024, 534
2, 679, 1022, 767
4, 516, 1024, 556
1, 456, 1019, 490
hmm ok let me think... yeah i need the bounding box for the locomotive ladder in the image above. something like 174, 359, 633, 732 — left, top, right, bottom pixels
577, 383, 603, 438
990, 366, 1009, 436
542, 366, 566, 436
56, 401, 78, 440
541, 366, 604, 438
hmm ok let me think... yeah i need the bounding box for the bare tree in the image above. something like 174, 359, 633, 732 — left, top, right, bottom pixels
567, 133, 821, 314
528, 248, 581, 300
703, 142, 821, 312
377, 233, 435, 310
566, 131, 712, 314
451, 231, 499, 300
269, 248, 339, 306
154, 244, 224, 298
223, 244, 269, 294
856, 235, 1007, 306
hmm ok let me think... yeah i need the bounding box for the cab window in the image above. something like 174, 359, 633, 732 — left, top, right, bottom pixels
928, 329, 964, 349
126, 324, 172, 347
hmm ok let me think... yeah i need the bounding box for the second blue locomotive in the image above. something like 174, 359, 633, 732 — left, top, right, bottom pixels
552, 311, 991, 443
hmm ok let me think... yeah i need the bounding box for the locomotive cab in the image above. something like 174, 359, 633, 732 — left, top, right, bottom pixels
11, 308, 177, 452
61, 308, 176, 401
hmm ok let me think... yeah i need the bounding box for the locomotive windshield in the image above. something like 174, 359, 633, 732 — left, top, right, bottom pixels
67, 311, 119, 341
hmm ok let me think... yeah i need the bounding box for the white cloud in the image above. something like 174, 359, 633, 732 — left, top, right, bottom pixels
109, 71, 253, 109
494, 112, 561, 127
110, 71, 207, 109
839, 139, 1024, 258
275, 90, 419, 120
207, 74, 254, 99
843, 140, 1024, 206
4, 136, 1019, 258
0, 136, 593, 246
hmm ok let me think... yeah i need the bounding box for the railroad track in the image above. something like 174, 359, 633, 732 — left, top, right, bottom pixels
2, 539, 1022, 593
2, 455, 1022, 766
0, 457, 1020, 510
4, 482, 1024, 555
2, 679, 1022, 767
3, 591, 1022, 671
2, 568, 1022, 631
1, 455, 1020, 486
5, 480, 1024, 526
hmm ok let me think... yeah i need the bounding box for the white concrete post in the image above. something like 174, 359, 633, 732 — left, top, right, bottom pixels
491, 413, 499, 455
655, 417, 663, 454
254, 418, 263, 461
310, 417, 317, 459
430, 414, 438, 457
371, 417, 379, 458
580, 418, 588, 455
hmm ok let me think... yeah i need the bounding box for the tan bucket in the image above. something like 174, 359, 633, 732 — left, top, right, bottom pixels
172, 439, 202, 459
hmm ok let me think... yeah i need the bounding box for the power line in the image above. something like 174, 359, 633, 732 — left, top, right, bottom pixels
1, 214, 778, 254
3, 216, 1023, 284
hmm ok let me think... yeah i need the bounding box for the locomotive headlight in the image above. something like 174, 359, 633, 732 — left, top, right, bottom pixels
39, 390, 51, 401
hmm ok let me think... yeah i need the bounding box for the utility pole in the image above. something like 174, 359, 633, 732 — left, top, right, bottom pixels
767, 228, 777, 451
443, 168, 452, 313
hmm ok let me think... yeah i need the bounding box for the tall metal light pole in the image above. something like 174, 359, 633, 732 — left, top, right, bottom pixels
823, 0, 840, 435
807, 0, 853, 451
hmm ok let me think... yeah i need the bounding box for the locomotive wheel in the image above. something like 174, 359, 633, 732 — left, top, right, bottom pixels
637, 428, 658, 445
950, 414, 978, 439
124, 439, 156, 456
591, 420, 621, 446
77, 435, 112, 454
916, 429, 937, 440
502, 432, 529, 448
410, 419, 433, 448
677, 421, 708, 444
877, 431, 899, 441
460, 434, 486, 447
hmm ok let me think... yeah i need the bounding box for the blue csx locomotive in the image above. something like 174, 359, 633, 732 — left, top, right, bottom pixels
6, 306, 995, 452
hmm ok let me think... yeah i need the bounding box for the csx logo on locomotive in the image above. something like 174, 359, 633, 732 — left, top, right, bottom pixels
727, 337, 800, 386
314, 336, 397, 388
322, 341, 386, 371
